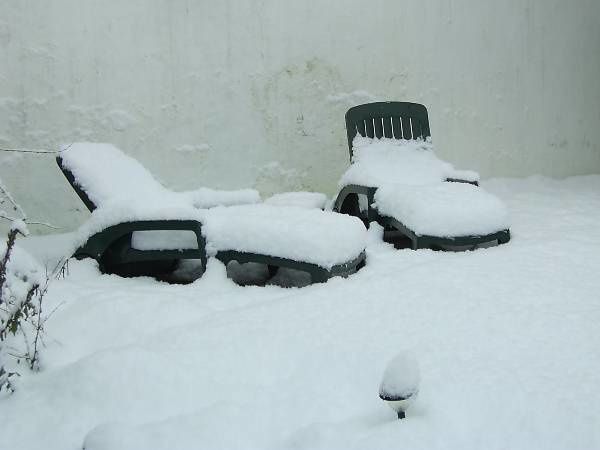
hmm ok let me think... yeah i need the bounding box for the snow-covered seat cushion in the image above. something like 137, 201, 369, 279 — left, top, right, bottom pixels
374, 182, 509, 237
59, 143, 260, 209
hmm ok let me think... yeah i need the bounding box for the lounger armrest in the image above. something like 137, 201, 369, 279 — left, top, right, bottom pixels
446, 177, 479, 187
75, 219, 206, 264
446, 169, 480, 186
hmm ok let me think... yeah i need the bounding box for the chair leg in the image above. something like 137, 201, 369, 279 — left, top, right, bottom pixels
339, 193, 361, 217
411, 237, 419, 250
267, 264, 279, 278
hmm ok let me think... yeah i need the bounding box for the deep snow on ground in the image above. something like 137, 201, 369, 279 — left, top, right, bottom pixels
2, 175, 600, 450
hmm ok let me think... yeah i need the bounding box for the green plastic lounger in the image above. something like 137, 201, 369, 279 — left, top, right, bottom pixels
58, 143, 366, 283
332, 102, 510, 250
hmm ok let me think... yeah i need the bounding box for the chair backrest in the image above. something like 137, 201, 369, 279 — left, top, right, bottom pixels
345, 102, 431, 159
56, 143, 168, 212
56, 155, 98, 212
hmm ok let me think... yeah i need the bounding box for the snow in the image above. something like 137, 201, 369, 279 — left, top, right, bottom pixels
59, 143, 171, 208
9, 219, 28, 236
264, 192, 328, 209
1, 175, 600, 450
0, 242, 44, 292
339, 136, 481, 188
374, 182, 510, 237
59, 143, 261, 209
202, 205, 367, 268
182, 187, 260, 209
131, 230, 200, 251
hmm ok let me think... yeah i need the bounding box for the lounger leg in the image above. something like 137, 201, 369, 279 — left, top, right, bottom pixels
411, 237, 419, 250
267, 265, 279, 278
498, 231, 511, 245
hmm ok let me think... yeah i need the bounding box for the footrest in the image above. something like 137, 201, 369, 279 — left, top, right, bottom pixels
204, 204, 367, 271
374, 182, 509, 237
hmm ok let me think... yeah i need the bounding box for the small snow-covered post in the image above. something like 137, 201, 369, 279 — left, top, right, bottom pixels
379, 352, 420, 419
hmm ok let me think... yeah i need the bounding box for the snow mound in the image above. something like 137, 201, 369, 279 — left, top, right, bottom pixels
264, 191, 328, 209
340, 136, 480, 188
375, 182, 510, 237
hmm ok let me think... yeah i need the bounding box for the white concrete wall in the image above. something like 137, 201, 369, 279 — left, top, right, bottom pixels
1, 0, 599, 232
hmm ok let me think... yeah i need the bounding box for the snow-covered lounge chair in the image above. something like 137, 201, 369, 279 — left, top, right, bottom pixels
57, 143, 366, 282
333, 102, 510, 250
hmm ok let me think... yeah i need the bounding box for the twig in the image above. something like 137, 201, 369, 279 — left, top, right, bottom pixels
0, 143, 72, 154
29, 285, 43, 370
0, 148, 58, 154
23, 220, 61, 230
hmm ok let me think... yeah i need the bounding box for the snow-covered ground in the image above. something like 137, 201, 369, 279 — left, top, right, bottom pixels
1, 175, 600, 450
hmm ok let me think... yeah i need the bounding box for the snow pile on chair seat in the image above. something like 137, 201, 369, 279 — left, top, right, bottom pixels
375, 182, 510, 237
264, 192, 328, 209
340, 136, 480, 188
203, 205, 367, 269
59, 143, 260, 209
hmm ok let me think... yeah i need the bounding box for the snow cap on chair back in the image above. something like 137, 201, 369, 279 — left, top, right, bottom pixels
59, 143, 169, 208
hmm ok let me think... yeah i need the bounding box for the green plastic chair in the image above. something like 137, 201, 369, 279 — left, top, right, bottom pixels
333, 102, 510, 250
57, 152, 365, 283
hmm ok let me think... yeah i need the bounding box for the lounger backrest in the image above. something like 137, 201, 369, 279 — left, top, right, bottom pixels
345, 102, 431, 159
56, 143, 168, 212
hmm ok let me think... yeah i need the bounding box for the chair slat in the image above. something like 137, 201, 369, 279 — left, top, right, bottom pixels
382, 116, 393, 138
356, 120, 366, 137
401, 116, 412, 139
411, 119, 422, 139
392, 116, 402, 139
344, 102, 432, 158
365, 118, 375, 138
374, 117, 384, 138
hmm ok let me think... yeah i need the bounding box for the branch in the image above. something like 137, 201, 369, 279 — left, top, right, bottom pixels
0, 179, 26, 221
0, 229, 19, 299
0, 148, 59, 154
